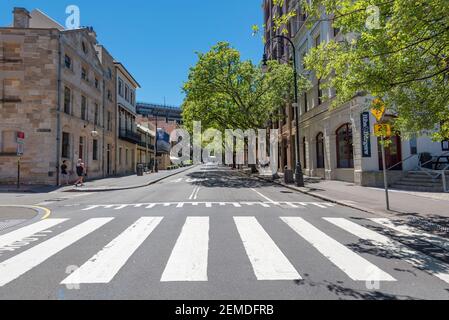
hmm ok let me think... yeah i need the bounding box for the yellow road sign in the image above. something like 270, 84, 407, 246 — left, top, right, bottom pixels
371, 99, 386, 122
374, 124, 392, 137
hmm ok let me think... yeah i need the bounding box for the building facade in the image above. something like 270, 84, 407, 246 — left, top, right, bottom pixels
263, 0, 448, 187
0, 8, 117, 185
115, 63, 141, 175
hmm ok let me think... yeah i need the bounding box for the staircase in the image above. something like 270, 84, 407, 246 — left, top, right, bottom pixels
391, 171, 448, 192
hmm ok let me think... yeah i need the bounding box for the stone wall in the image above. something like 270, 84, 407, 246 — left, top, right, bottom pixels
0, 28, 59, 185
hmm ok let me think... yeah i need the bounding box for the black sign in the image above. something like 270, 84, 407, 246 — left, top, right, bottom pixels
361, 112, 372, 157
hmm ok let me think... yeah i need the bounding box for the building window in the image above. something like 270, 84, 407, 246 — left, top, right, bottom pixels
333, 27, 340, 37
79, 136, 85, 160
336, 123, 354, 169
82, 41, 88, 54
62, 132, 70, 158
130, 91, 134, 106
315, 34, 321, 47
94, 103, 99, 126
64, 55, 72, 70
107, 111, 112, 131
0, 131, 16, 154
93, 139, 98, 161
107, 89, 112, 101
81, 96, 88, 121
317, 79, 323, 105
304, 92, 308, 113
95, 78, 99, 89
118, 79, 124, 97
64, 87, 71, 114
316, 132, 325, 169
125, 85, 129, 102
108, 68, 112, 80
81, 67, 87, 81
410, 136, 418, 155
126, 149, 129, 165
119, 147, 122, 165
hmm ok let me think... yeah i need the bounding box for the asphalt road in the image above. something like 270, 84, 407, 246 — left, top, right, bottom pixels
0, 165, 449, 300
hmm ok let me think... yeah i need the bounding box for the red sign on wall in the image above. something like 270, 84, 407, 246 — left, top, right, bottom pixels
17, 131, 25, 140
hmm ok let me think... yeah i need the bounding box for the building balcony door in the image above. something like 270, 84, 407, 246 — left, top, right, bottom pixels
378, 135, 402, 171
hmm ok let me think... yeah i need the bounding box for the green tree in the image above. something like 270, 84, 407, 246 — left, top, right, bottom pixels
301, 0, 449, 139
182, 42, 308, 133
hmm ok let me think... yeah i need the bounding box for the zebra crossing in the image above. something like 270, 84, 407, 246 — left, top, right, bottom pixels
0, 215, 449, 288
81, 201, 337, 211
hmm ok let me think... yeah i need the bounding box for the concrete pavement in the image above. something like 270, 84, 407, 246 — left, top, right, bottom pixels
0, 166, 448, 300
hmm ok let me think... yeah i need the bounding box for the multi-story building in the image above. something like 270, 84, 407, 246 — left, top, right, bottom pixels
263, 0, 448, 189
0, 8, 117, 185
136, 102, 182, 170
136, 122, 156, 171
115, 62, 141, 175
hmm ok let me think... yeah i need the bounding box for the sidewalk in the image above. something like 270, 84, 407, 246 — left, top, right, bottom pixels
0, 166, 195, 194
60, 166, 195, 192
246, 170, 449, 220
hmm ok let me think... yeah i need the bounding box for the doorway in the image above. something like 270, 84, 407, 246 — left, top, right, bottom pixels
378, 135, 402, 170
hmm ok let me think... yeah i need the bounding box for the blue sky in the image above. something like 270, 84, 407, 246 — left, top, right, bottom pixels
0, 0, 264, 107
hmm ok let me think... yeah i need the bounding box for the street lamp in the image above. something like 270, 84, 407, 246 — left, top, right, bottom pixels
262, 35, 304, 187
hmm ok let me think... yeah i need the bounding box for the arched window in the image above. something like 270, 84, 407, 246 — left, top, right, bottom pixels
316, 132, 325, 169
336, 123, 354, 168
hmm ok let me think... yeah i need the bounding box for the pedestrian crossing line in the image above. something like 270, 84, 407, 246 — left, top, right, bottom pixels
0, 219, 68, 250
325, 218, 449, 285
161, 217, 209, 282
234, 217, 301, 281
81, 201, 336, 211
0, 218, 113, 287
370, 218, 449, 252
61, 217, 163, 285
281, 217, 396, 282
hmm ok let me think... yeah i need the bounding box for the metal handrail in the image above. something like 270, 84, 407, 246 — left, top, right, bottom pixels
387, 154, 418, 171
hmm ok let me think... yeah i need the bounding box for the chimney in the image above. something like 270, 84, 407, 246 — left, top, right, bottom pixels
13, 7, 31, 28
87, 27, 98, 43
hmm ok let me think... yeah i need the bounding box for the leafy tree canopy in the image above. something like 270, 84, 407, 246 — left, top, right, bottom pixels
301, 0, 449, 139
182, 42, 309, 133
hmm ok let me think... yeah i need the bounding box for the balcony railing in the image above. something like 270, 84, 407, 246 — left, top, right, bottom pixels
138, 141, 155, 150
119, 129, 140, 144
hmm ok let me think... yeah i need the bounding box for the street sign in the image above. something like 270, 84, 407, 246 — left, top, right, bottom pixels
374, 124, 391, 137
17, 143, 24, 156
371, 99, 386, 122
17, 131, 25, 143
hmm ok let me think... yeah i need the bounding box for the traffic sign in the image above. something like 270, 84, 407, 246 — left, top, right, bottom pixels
374, 124, 391, 137
371, 99, 386, 122
17, 143, 24, 156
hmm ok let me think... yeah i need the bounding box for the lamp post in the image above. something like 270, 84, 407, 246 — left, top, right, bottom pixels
262, 35, 304, 187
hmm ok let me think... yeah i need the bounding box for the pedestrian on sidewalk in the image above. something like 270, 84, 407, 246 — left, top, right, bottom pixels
60, 160, 70, 186
74, 159, 85, 187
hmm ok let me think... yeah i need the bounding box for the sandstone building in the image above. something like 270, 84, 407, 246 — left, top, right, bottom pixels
0, 8, 139, 185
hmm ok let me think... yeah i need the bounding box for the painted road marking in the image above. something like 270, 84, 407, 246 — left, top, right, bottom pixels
80, 201, 335, 211
325, 218, 449, 285
188, 186, 201, 200
370, 218, 449, 252
161, 217, 209, 282
234, 217, 301, 281
61, 217, 163, 285
0, 219, 67, 252
0, 218, 113, 287
250, 188, 278, 205
282, 217, 395, 282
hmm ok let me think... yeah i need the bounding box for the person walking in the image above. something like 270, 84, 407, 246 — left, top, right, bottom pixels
74, 159, 85, 187
60, 160, 70, 186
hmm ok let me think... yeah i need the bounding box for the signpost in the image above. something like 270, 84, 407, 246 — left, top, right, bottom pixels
371, 101, 390, 211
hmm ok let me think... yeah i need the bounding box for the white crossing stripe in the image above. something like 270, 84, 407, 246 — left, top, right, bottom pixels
0, 218, 113, 287
325, 218, 449, 284
161, 217, 209, 282
234, 217, 301, 281
282, 217, 395, 282
370, 218, 449, 252
61, 217, 163, 285
0, 219, 67, 249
